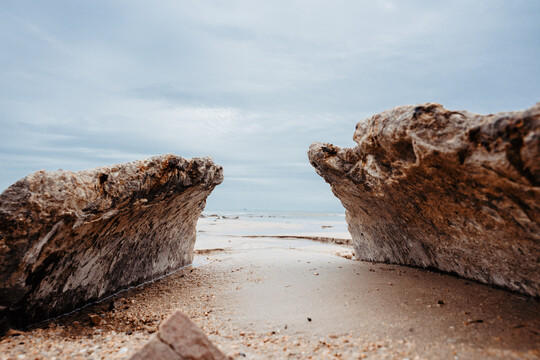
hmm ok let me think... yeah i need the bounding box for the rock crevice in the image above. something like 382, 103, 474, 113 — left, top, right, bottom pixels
309, 103, 540, 296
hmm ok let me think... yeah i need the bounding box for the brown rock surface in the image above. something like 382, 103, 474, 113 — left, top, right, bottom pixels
308, 103, 540, 296
0, 154, 223, 332
130, 310, 226, 360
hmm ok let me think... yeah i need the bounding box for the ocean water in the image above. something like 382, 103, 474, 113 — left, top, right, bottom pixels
199, 210, 350, 239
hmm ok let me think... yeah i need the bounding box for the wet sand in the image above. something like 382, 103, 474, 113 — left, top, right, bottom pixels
0, 217, 538, 359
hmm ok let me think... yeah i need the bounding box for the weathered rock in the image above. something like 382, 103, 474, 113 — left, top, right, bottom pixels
130, 310, 226, 360
0, 154, 223, 332
308, 103, 540, 296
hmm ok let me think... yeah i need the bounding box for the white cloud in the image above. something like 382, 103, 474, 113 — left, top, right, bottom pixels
1, 0, 539, 209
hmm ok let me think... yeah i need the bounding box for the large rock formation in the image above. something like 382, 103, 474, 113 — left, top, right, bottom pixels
0, 154, 223, 332
309, 103, 540, 296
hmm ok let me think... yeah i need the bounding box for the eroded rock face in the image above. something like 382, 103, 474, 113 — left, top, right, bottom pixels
0, 154, 223, 332
309, 103, 540, 296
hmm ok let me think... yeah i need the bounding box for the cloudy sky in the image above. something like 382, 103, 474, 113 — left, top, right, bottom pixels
1, 1, 539, 211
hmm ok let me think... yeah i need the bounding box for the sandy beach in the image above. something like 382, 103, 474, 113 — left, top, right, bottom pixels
0, 213, 538, 359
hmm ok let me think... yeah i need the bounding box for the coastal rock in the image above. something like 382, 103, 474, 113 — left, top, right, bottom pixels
0, 154, 223, 332
308, 103, 540, 296
130, 310, 226, 360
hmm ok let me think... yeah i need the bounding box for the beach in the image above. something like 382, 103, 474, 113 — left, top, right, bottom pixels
2, 1, 539, 359
0, 212, 538, 359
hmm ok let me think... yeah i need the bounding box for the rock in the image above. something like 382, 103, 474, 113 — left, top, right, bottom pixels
130, 337, 184, 360
130, 310, 226, 360
0, 154, 223, 332
88, 314, 103, 326
4, 328, 25, 337
308, 103, 540, 296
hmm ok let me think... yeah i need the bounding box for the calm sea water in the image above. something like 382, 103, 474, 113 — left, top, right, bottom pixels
199, 210, 350, 238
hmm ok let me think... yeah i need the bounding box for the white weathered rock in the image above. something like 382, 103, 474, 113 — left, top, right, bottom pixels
0, 154, 223, 332
309, 103, 540, 296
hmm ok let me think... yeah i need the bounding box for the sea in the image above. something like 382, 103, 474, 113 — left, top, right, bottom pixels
198, 210, 350, 239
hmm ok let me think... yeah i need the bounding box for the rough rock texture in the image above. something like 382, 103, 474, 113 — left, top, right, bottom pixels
0, 154, 223, 332
309, 103, 540, 296
130, 310, 226, 360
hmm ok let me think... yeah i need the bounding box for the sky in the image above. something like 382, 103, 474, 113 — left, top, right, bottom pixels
1, 1, 539, 211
